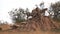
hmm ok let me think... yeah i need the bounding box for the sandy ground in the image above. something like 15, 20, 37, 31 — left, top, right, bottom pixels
0, 30, 60, 34
0, 27, 60, 34
0, 22, 60, 34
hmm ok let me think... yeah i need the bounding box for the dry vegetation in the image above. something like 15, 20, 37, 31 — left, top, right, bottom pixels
0, 7, 60, 34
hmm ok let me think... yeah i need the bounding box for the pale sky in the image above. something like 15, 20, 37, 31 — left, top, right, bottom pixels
0, 0, 59, 24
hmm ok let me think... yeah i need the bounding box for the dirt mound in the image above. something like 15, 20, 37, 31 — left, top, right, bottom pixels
22, 7, 60, 31
4, 7, 59, 32
0, 7, 60, 34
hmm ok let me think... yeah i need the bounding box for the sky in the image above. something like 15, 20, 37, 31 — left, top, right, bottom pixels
0, 0, 60, 24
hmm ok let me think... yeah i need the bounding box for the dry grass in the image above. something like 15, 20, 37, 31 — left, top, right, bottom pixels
0, 29, 60, 34
0, 24, 60, 34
